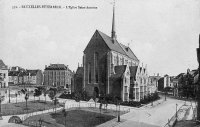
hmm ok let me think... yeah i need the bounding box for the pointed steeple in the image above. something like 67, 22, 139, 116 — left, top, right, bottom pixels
111, 0, 116, 40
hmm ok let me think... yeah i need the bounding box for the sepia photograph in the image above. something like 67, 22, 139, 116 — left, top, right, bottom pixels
0, 0, 200, 126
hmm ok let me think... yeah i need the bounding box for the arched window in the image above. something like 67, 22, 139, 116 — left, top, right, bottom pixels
94, 52, 99, 83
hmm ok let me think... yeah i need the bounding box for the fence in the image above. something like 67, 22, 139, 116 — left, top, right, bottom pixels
163, 104, 194, 127
21, 101, 130, 122
21, 101, 130, 127
64, 101, 131, 115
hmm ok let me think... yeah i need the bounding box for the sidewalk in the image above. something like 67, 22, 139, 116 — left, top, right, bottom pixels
164, 104, 194, 127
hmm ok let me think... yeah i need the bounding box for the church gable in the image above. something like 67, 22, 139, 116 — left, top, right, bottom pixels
83, 30, 110, 54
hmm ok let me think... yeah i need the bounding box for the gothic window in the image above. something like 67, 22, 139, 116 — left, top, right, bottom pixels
94, 52, 99, 83
88, 63, 91, 83
114, 56, 117, 65
125, 60, 128, 65
120, 58, 123, 65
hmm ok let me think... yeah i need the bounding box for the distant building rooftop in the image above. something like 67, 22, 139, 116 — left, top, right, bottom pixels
45, 64, 69, 70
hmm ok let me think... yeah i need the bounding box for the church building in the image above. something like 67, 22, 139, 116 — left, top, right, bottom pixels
81, 3, 149, 101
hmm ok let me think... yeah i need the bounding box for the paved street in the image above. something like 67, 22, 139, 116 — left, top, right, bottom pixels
116, 96, 193, 127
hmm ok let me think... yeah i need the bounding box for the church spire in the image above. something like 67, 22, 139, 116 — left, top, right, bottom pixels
199, 34, 200, 48
111, 0, 116, 40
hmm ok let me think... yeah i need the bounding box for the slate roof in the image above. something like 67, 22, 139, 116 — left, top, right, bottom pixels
0, 59, 7, 69
111, 65, 127, 78
129, 66, 138, 80
175, 73, 185, 79
194, 74, 199, 84
18, 71, 26, 77
149, 75, 161, 80
89, 30, 139, 62
119, 43, 139, 61
26, 70, 40, 76
8, 71, 20, 76
45, 64, 68, 70
10, 66, 25, 71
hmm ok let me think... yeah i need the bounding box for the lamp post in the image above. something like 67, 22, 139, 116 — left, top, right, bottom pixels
118, 102, 120, 122
8, 86, 10, 103
176, 104, 178, 121
0, 96, 3, 120
38, 118, 43, 127
62, 109, 67, 127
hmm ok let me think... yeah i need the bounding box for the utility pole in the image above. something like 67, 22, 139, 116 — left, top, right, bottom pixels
196, 34, 200, 120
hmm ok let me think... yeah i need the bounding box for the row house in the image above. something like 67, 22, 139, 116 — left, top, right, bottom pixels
0, 60, 8, 88
158, 74, 172, 91
9, 69, 43, 86
173, 69, 198, 98
148, 74, 161, 94
44, 64, 73, 93
8, 71, 20, 85
129, 65, 149, 101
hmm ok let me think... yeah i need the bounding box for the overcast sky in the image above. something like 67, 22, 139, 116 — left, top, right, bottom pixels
0, 0, 200, 76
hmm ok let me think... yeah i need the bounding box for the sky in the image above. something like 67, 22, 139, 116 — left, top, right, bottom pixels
0, 0, 200, 76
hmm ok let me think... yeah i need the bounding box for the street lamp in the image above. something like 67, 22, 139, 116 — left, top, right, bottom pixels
25, 93, 29, 112
38, 118, 43, 127
118, 102, 120, 122
8, 85, 10, 103
0, 96, 3, 120
176, 104, 178, 121
62, 109, 67, 127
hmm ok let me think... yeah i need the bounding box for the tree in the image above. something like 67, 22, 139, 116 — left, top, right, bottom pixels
74, 92, 81, 108
25, 93, 29, 111
48, 90, 56, 102
54, 97, 58, 113
44, 90, 47, 104
48, 90, 57, 112
34, 88, 42, 102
